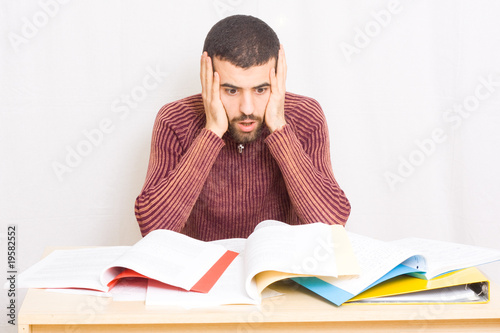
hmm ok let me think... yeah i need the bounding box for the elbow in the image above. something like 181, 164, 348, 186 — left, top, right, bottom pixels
134, 192, 187, 236
339, 199, 351, 227
333, 191, 351, 227
134, 194, 150, 237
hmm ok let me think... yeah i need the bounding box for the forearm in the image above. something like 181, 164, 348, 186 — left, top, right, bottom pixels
265, 124, 351, 225
135, 129, 224, 236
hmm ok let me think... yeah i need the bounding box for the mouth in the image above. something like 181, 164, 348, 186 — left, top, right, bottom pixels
237, 121, 257, 133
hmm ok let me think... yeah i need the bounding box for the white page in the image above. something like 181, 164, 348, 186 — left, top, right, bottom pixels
390, 237, 500, 279
319, 233, 421, 296
243, 222, 338, 300
146, 254, 257, 307
100, 229, 228, 291
252, 219, 289, 231
146, 238, 254, 307
211, 237, 246, 253
13, 247, 129, 292
44, 278, 148, 301
45, 289, 112, 297
145, 236, 283, 308
110, 278, 148, 301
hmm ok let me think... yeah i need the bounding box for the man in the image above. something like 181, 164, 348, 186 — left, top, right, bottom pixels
135, 15, 350, 241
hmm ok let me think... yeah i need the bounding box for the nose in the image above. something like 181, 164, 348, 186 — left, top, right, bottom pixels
239, 91, 254, 116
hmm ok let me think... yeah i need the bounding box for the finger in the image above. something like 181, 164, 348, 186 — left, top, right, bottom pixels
201, 52, 209, 98
204, 56, 213, 101
269, 67, 277, 94
281, 45, 287, 82
212, 71, 220, 102
277, 45, 287, 92
200, 52, 205, 81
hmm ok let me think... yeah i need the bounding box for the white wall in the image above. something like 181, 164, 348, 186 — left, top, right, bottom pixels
1, 0, 500, 328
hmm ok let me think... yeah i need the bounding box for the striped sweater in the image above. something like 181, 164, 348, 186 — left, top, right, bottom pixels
135, 92, 350, 240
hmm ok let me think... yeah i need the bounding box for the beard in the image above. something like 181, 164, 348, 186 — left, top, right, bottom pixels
228, 115, 264, 144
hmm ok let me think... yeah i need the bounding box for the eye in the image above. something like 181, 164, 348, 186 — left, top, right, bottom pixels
225, 88, 238, 96
255, 87, 268, 94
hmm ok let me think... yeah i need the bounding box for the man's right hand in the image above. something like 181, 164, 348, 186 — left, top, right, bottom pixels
200, 52, 228, 138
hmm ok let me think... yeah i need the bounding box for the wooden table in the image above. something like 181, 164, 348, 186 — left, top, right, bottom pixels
18, 247, 500, 332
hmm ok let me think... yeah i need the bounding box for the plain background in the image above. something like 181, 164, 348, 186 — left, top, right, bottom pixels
1, 0, 500, 330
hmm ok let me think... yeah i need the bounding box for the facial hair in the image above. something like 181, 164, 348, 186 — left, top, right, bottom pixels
228, 114, 264, 144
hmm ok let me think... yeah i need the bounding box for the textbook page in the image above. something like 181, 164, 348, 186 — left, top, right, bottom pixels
244, 222, 339, 300
47, 278, 148, 301
318, 233, 422, 296
146, 238, 256, 307
146, 254, 257, 307
100, 229, 228, 291
390, 237, 500, 279
110, 278, 148, 301
14, 247, 129, 292
332, 225, 360, 276
253, 225, 359, 295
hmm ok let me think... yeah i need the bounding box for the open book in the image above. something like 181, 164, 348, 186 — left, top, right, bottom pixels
13, 220, 359, 306
293, 232, 500, 305
146, 220, 360, 307
15, 230, 239, 294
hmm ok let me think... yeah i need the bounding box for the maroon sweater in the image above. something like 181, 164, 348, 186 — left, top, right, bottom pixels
135, 93, 350, 240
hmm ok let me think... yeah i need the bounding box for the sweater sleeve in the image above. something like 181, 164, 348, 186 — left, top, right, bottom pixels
135, 113, 225, 236
264, 101, 351, 226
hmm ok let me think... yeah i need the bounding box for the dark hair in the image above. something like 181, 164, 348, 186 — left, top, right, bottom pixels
203, 15, 280, 69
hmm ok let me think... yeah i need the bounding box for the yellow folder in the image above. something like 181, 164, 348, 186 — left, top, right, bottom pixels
347, 267, 490, 304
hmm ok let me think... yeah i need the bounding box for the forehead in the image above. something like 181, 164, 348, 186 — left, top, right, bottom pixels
213, 57, 274, 88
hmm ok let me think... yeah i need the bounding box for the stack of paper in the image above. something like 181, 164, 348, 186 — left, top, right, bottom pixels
11, 220, 360, 306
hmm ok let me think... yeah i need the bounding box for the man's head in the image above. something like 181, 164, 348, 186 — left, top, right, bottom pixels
203, 15, 280, 70
203, 15, 281, 144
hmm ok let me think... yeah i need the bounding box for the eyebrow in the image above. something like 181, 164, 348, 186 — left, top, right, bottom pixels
220, 82, 270, 90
